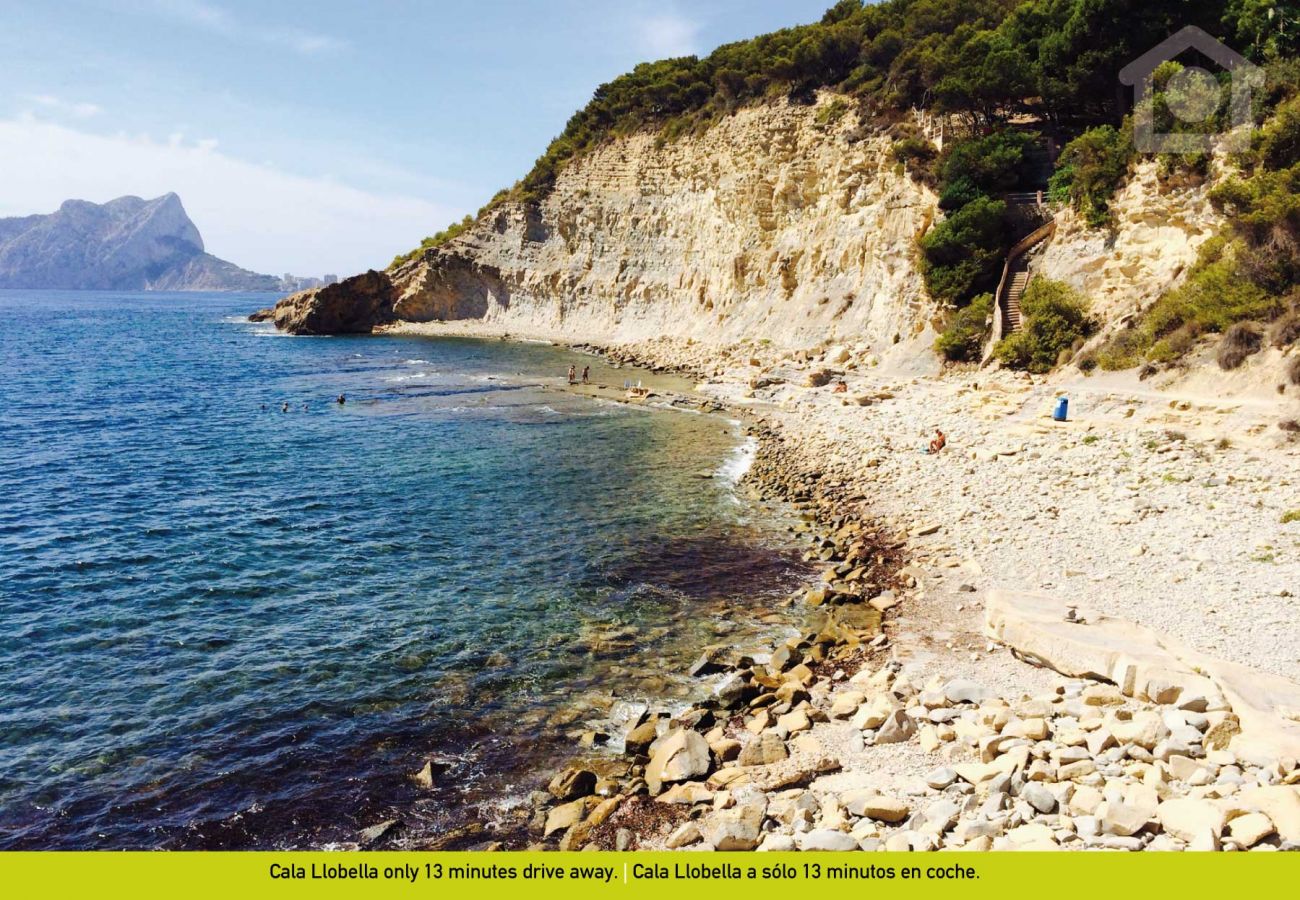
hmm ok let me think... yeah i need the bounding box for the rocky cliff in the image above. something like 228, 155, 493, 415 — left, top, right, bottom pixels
0, 193, 279, 291
264, 94, 1233, 371
251, 269, 394, 334
1037, 159, 1222, 328
264, 96, 943, 364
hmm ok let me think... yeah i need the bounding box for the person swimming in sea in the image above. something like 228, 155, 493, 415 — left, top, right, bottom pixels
337, 394, 346, 405
281, 402, 289, 413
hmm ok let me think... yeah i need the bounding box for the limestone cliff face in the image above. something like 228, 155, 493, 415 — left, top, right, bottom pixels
268, 96, 1231, 371
388, 95, 939, 362
1036, 160, 1222, 325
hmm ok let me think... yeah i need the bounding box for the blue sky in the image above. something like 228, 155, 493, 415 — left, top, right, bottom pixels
0, 0, 831, 275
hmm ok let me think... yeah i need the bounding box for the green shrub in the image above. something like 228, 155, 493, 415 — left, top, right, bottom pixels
1098, 86, 1300, 372
1157, 151, 1211, 185
1097, 327, 1148, 370
1256, 95, 1300, 171
1270, 310, 1300, 347
994, 279, 1095, 373
937, 131, 1035, 210
1148, 324, 1201, 364
443, 1, 1282, 210
389, 215, 476, 269
920, 196, 1008, 304
815, 97, 851, 126
1048, 124, 1134, 228
891, 133, 938, 184
1210, 166, 1300, 295
1283, 509, 1300, 524
935, 292, 994, 362
937, 174, 984, 211
1145, 242, 1280, 338
1095, 238, 1285, 369
1216, 321, 1265, 370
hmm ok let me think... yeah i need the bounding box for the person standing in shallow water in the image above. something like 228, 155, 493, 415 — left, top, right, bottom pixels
582, 365, 590, 384
567, 365, 576, 385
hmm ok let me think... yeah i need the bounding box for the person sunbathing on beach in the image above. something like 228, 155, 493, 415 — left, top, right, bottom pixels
927, 429, 946, 454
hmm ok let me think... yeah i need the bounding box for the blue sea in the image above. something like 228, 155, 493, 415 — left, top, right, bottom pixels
0, 291, 807, 848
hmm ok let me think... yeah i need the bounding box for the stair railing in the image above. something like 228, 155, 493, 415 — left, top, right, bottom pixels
981, 219, 1057, 363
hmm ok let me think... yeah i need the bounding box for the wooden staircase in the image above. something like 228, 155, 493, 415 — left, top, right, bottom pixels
982, 219, 1056, 364
1004, 261, 1030, 332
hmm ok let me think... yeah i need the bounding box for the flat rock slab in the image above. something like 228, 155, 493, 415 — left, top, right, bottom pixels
984, 589, 1300, 766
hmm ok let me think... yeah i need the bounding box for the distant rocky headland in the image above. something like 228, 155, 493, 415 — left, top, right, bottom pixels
0, 193, 278, 291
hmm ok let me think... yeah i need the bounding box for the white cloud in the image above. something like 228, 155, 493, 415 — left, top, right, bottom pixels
636, 12, 702, 58
265, 28, 346, 55
24, 94, 104, 119
0, 117, 456, 276
138, 0, 346, 55
145, 0, 235, 31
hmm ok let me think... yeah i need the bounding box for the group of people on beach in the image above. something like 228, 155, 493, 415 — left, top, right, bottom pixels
567, 364, 590, 385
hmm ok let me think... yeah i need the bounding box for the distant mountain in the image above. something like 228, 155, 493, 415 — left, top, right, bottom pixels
0, 194, 279, 291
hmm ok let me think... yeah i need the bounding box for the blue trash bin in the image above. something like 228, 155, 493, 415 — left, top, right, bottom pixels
1053, 397, 1069, 421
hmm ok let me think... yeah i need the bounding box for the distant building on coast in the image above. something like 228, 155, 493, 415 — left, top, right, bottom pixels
278, 273, 327, 292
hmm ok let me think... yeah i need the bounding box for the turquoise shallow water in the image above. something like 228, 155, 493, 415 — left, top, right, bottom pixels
0, 291, 806, 848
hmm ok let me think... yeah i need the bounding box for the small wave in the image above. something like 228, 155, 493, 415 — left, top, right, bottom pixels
403, 359, 430, 365
715, 435, 757, 486
383, 372, 432, 382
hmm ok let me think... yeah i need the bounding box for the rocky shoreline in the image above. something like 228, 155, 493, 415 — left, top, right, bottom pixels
445, 400, 915, 852
360, 328, 1300, 854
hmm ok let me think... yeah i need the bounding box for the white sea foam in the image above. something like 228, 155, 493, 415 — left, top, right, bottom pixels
442, 404, 507, 413
716, 434, 758, 487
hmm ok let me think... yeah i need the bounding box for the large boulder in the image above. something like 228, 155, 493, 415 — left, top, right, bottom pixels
258, 269, 395, 335
1157, 798, 1226, 844
738, 732, 788, 767
547, 766, 597, 801
699, 800, 766, 850
645, 728, 711, 794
